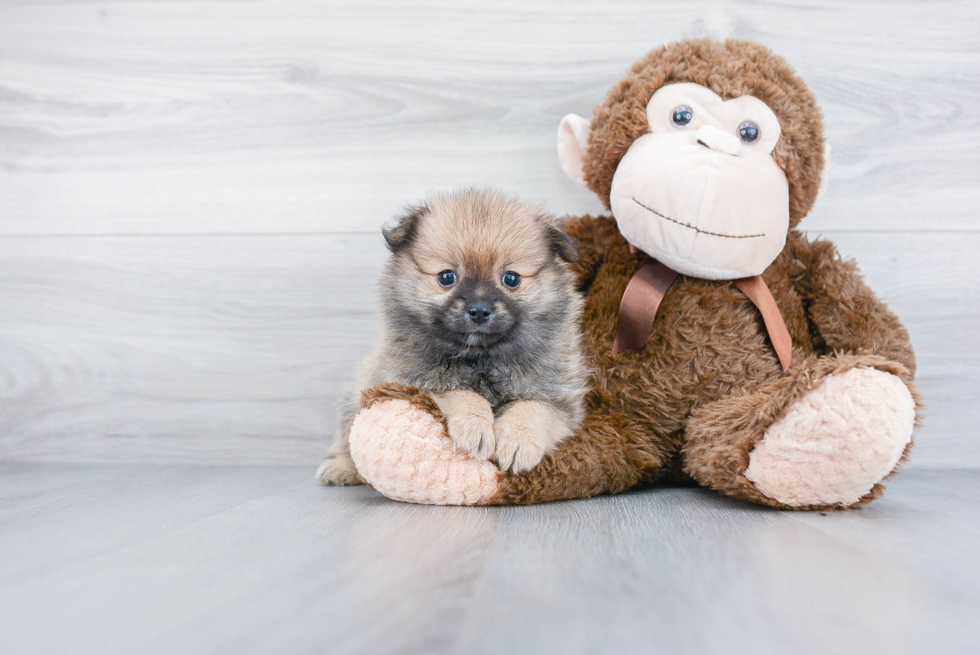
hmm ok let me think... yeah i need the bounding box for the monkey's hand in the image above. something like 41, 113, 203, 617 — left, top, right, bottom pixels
493, 400, 575, 473
431, 389, 496, 461
790, 232, 916, 378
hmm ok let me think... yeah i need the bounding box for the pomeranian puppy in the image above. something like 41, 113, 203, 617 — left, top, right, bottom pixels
317, 189, 589, 485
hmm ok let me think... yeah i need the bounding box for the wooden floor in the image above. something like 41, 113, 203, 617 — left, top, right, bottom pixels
1, 464, 977, 655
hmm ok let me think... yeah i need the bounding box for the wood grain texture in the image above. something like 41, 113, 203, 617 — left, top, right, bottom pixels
0, 234, 386, 465
0, 0, 978, 235
1, 464, 978, 655
0, 230, 975, 467
0, 1, 977, 467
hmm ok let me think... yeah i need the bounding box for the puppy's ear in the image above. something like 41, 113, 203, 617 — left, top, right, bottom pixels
382, 203, 427, 252
547, 225, 578, 263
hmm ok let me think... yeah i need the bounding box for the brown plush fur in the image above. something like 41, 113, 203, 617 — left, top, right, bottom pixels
360, 383, 445, 421
360, 39, 918, 509
487, 221, 919, 507
682, 353, 919, 511
585, 39, 825, 227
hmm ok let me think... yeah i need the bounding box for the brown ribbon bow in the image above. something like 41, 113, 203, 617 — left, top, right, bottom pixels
611, 255, 792, 372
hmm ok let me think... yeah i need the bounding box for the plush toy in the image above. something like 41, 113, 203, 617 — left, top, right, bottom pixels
346, 38, 920, 509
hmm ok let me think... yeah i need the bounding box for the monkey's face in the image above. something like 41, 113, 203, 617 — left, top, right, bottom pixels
608, 83, 789, 279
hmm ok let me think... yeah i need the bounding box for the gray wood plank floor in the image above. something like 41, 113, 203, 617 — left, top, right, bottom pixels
1, 464, 978, 655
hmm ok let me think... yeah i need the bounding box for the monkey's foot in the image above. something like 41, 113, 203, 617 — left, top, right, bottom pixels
348, 398, 500, 505
745, 368, 916, 507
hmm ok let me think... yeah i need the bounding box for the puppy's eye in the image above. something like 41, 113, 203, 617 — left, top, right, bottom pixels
738, 121, 760, 143
437, 270, 457, 288
501, 271, 521, 289
671, 105, 693, 127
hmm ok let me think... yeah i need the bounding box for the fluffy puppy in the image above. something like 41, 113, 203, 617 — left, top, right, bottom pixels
317, 189, 589, 485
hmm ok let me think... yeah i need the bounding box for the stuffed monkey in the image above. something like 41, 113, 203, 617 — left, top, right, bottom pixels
341, 38, 920, 510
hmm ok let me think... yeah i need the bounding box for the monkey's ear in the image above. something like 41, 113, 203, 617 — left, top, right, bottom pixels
547, 225, 578, 263
382, 204, 427, 252
557, 114, 592, 186
814, 142, 832, 205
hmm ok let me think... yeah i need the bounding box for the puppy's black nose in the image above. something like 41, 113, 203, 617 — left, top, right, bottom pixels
466, 301, 493, 325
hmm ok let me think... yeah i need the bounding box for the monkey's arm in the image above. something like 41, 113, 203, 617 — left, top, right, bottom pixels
488, 403, 658, 504
787, 232, 916, 379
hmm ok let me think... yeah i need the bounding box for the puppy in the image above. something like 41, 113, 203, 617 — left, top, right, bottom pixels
317, 189, 589, 485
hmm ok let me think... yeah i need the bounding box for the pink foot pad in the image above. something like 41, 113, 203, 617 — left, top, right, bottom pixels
348, 399, 501, 505
745, 368, 916, 507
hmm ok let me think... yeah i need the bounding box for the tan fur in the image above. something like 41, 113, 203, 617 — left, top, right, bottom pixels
493, 400, 578, 473
413, 191, 555, 279
352, 39, 919, 510
315, 450, 362, 486
432, 389, 496, 461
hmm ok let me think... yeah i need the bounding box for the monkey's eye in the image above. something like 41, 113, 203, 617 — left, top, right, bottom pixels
671, 105, 694, 127
738, 121, 761, 143
501, 271, 521, 289
437, 270, 457, 287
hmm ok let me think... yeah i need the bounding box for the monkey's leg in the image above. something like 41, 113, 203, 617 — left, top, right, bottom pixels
348, 383, 662, 505
487, 406, 660, 504
682, 353, 919, 510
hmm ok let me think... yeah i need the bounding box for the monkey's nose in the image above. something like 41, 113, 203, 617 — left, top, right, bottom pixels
695, 125, 742, 156
466, 301, 493, 325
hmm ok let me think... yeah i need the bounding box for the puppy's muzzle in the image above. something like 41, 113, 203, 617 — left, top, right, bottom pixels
466, 301, 493, 325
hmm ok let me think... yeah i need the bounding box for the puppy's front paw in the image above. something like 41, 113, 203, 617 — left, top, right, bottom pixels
445, 407, 496, 461
493, 401, 573, 473
492, 406, 547, 473
493, 419, 545, 473
432, 390, 496, 460
316, 452, 364, 486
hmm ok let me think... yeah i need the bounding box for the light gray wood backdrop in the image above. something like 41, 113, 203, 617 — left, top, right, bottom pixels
1, 0, 978, 467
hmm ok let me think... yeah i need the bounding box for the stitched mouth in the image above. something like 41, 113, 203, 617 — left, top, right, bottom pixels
632, 198, 765, 240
